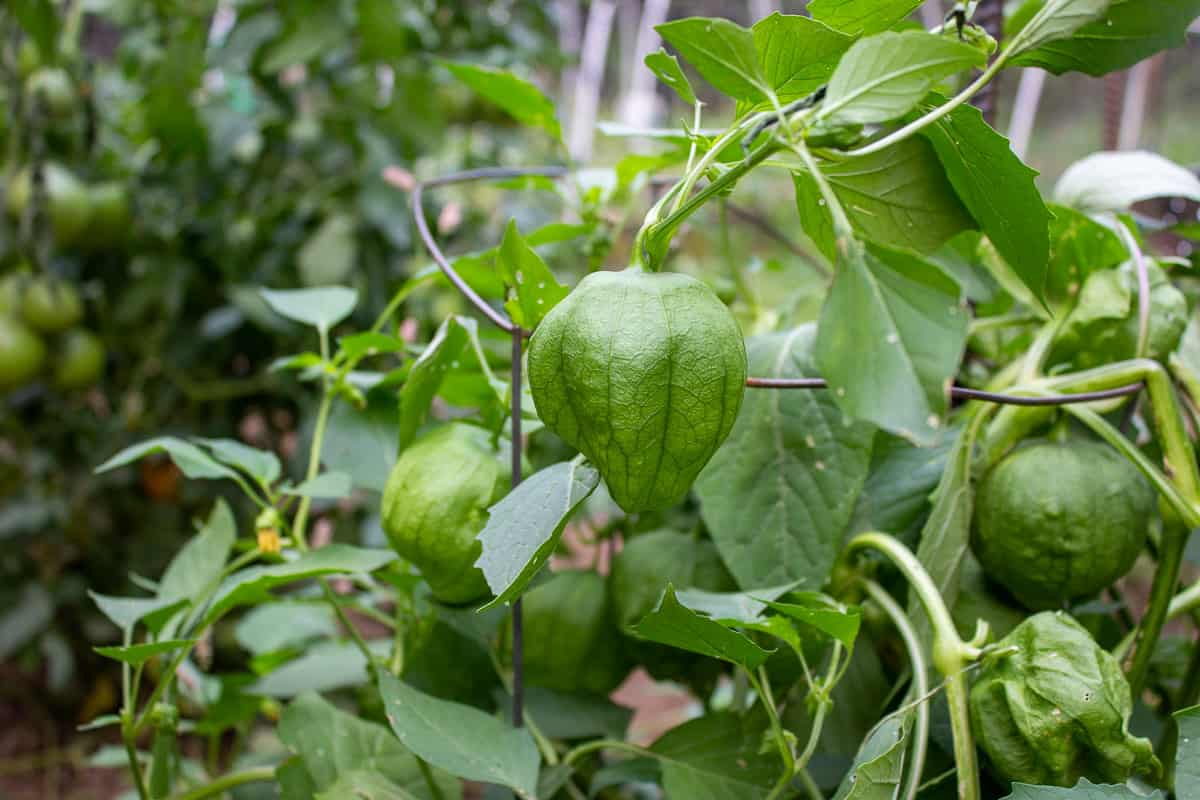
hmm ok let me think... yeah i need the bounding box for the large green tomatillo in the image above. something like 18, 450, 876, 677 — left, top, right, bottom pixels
969, 611, 1159, 787
528, 268, 747, 513
380, 423, 508, 605
971, 439, 1152, 610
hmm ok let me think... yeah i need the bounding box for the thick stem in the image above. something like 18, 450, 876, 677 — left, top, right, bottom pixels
844, 533, 979, 800
123, 719, 151, 800
746, 667, 795, 798
1126, 521, 1189, 695
862, 579, 929, 800
166, 766, 276, 800
942, 669, 979, 800
1114, 578, 1200, 661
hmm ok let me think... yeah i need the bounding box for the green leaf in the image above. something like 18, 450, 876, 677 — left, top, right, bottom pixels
298, 214, 358, 287
260, 3, 343, 72
234, 602, 338, 656
194, 439, 281, 485
89, 593, 187, 637
589, 759, 661, 797
908, 421, 976, 653
513, 687, 633, 741
158, 499, 236, 603
315, 771, 421, 800
378, 671, 539, 799
808, 0, 924, 37
631, 585, 773, 669
748, 14, 853, 109
833, 713, 913, 800
649, 712, 779, 799
260, 287, 358, 334
336, 331, 406, 363
1043, 203, 1128, 307
441, 61, 560, 140
399, 316, 502, 451
696, 326, 874, 589
795, 137, 975, 257
815, 242, 968, 444
918, 98, 1050, 301
1173, 705, 1200, 800
279, 692, 461, 800
323, 395, 399, 493
10, 0, 60, 61
848, 431, 957, 537
248, 640, 390, 698
496, 221, 569, 329
1006, 0, 1111, 59
1009, 0, 1200, 75
1001, 779, 1164, 799
821, 31, 986, 125
96, 436, 241, 481
204, 545, 396, 625
0, 583, 52, 660
476, 460, 600, 611
94, 639, 195, 667
644, 48, 695, 105
282, 472, 353, 499
672, 583, 798, 624
761, 596, 861, 649
656, 17, 769, 102
1054, 150, 1200, 212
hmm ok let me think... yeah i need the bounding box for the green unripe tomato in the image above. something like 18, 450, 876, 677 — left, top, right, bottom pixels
503, 570, 628, 695
53, 328, 105, 390
970, 611, 1159, 787
0, 274, 23, 315
26, 67, 76, 119
6, 163, 92, 247
17, 41, 42, 79
22, 278, 83, 333
83, 182, 132, 248
528, 268, 747, 513
0, 314, 46, 389
380, 423, 507, 605
971, 440, 1152, 610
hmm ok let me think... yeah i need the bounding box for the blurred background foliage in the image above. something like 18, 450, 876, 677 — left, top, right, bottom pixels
0, 0, 1196, 794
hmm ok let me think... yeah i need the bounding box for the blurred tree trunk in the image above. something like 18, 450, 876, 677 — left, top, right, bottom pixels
568, 0, 618, 162
1006, 68, 1046, 160
618, 0, 671, 128
556, 0, 583, 112
973, 0, 1003, 125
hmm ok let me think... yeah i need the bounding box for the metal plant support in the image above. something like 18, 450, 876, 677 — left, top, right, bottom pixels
410, 166, 1145, 729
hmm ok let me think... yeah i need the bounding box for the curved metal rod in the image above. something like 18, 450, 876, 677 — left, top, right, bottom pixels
411, 166, 570, 334
748, 377, 1145, 406
409, 167, 1147, 407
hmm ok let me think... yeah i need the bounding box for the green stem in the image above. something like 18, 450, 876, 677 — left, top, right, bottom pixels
862, 579, 929, 800
638, 134, 782, 270
671, 100, 705, 214
166, 766, 276, 800
844, 533, 980, 800
746, 667, 795, 800
796, 766, 826, 800
790, 140, 852, 240
1126, 522, 1189, 696
123, 717, 150, 800
1113, 579, 1200, 661
562, 739, 656, 767
416, 758, 447, 800
1033, 360, 1200, 695
291, 358, 334, 552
